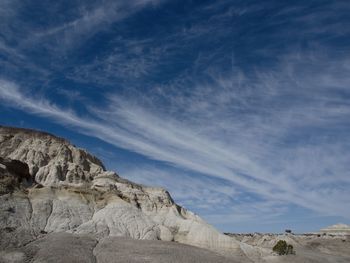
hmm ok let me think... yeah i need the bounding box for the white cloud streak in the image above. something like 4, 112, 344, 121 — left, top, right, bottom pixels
0, 0, 164, 56
1, 1, 350, 225
1, 51, 350, 220
32, 0, 163, 49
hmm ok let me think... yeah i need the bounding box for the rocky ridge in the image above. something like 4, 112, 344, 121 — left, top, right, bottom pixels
0, 126, 241, 256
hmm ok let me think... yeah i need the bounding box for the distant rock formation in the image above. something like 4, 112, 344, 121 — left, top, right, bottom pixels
0, 126, 240, 253
320, 224, 350, 235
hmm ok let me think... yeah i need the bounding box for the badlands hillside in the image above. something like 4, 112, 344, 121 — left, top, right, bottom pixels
0, 126, 349, 263
0, 126, 243, 262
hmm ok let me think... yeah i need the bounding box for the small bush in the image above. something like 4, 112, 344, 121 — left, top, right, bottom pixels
273, 240, 295, 255
286, 244, 295, 255
273, 240, 287, 255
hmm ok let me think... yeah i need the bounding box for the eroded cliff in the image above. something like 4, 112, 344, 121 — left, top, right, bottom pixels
0, 126, 240, 253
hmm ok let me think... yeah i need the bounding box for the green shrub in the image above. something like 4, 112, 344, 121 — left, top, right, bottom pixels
273, 240, 287, 255
272, 240, 295, 255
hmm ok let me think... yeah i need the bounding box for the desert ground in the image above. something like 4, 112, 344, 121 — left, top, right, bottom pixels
226, 233, 350, 263
1, 232, 350, 263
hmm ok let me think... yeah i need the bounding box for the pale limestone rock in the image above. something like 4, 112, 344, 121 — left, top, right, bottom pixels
158, 225, 173, 241
75, 198, 159, 240
0, 126, 104, 187
0, 126, 240, 254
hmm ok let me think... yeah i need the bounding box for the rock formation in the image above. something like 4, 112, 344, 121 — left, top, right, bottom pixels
2, 126, 350, 263
0, 126, 240, 254
320, 224, 350, 235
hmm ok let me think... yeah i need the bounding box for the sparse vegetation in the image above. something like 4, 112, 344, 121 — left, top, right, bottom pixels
286, 244, 295, 254
273, 240, 295, 255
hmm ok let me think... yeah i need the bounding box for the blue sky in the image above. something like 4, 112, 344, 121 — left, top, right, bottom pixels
1, 0, 350, 233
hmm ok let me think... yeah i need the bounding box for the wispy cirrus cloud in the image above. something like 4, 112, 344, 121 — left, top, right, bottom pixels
32, 0, 163, 48
0, 0, 165, 82
1, 49, 350, 221
1, 0, 350, 231
67, 38, 166, 85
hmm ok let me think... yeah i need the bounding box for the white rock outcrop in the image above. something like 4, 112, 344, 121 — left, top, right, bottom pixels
0, 126, 240, 253
320, 223, 350, 235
